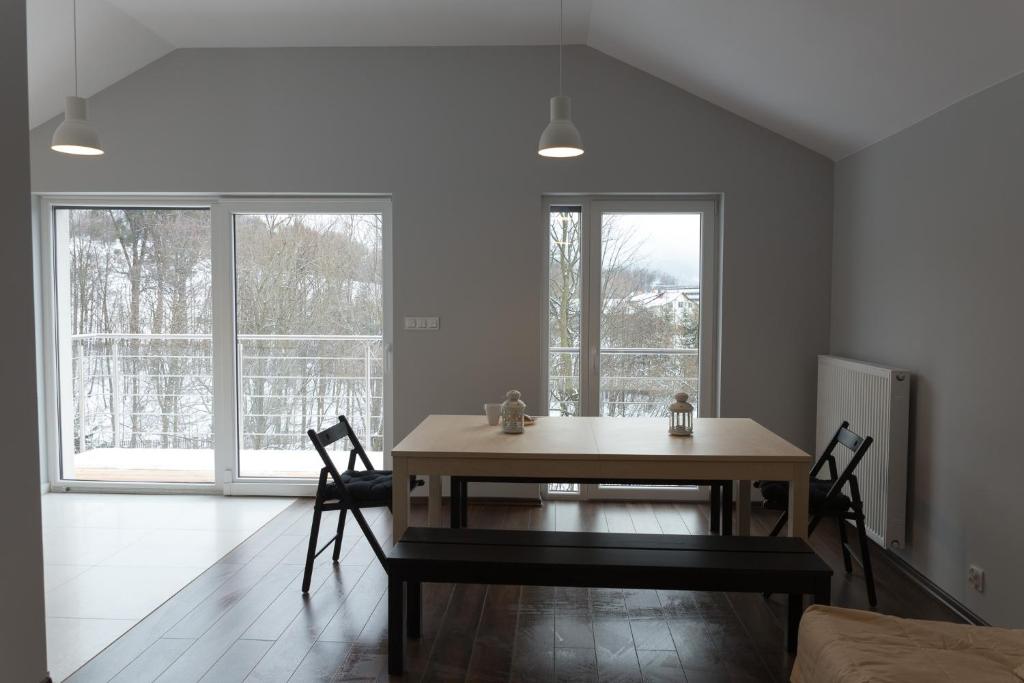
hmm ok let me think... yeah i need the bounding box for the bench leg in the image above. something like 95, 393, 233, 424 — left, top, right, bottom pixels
407, 581, 421, 638
460, 479, 469, 527
450, 477, 461, 528
814, 579, 831, 607
388, 574, 405, 675
787, 594, 803, 653
710, 484, 721, 534
722, 481, 733, 536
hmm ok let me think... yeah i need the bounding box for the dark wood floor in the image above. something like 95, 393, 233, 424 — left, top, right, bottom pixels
65, 499, 962, 683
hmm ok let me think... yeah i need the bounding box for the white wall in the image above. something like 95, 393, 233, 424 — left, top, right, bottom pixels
29, 46, 833, 481
0, 0, 50, 680
833, 71, 1024, 626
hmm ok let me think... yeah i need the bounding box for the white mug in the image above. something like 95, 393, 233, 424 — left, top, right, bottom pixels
484, 403, 501, 426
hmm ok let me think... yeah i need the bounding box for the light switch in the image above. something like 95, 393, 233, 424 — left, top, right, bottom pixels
405, 316, 440, 330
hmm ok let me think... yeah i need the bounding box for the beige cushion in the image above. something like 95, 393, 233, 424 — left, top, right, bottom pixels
792, 605, 1024, 683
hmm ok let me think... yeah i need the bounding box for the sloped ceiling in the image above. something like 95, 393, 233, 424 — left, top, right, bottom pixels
27, 0, 173, 128
28, 0, 1024, 159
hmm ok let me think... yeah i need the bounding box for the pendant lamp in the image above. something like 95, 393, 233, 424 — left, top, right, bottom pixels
538, 0, 583, 158
52, 0, 104, 156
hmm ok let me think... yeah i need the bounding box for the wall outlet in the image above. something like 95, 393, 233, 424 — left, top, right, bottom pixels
404, 316, 439, 330
968, 564, 985, 593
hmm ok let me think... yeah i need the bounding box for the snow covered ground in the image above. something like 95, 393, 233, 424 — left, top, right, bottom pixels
66, 447, 384, 481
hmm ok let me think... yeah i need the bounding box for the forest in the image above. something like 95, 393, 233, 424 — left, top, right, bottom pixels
547, 208, 701, 417
66, 208, 384, 454
65, 205, 698, 461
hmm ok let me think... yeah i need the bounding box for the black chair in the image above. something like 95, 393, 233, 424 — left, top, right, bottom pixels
302, 416, 424, 594
755, 421, 877, 606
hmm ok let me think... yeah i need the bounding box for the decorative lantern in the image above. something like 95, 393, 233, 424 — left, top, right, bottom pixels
669, 392, 694, 436
501, 389, 526, 434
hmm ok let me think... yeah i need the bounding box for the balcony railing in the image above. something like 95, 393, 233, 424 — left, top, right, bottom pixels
548, 346, 701, 417
71, 332, 383, 454
547, 345, 700, 494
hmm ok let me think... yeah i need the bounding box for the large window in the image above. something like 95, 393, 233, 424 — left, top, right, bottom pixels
547, 206, 583, 417
234, 211, 385, 478
54, 207, 214, 483
598, 210, 706, 416
42, 198, 391, 492
544, 198, 718, 499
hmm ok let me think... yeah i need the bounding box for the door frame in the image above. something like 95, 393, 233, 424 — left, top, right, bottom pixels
540, 195, 721, 502
37, 195, 393, 496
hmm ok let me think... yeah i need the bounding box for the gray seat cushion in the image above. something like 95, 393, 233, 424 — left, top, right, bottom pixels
759, 479, 852, 514
327, 469, 394, 504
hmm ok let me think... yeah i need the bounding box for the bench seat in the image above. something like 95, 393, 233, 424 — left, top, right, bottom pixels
387, 528, 832, 674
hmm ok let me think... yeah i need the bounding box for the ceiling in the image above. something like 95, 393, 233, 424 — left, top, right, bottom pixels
27, 0, 1024, 159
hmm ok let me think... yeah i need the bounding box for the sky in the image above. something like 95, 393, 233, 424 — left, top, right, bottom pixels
604, 212, 702, 286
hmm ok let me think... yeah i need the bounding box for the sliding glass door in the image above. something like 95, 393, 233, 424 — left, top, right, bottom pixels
51, 205, 215, 484
232, 207, 387, 479
544, 198, 718, 500
42, 197, 392, 493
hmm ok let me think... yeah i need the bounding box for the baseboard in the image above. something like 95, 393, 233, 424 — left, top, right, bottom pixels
881, 550, 989, 626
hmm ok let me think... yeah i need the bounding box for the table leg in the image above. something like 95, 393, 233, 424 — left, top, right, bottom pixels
788, 465, 809, 539
736, 480, 751, 536
392, 455, 410, 542
428, 475, 442, 527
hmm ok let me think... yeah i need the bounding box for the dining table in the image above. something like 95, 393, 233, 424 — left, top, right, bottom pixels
390, 415, 812, 542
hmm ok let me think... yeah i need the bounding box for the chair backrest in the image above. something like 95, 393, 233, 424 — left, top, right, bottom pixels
811, 420, 873, 509
306, 416, 375, 492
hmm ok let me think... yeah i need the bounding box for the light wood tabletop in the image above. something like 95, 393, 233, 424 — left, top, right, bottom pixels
391, 415, 812, 541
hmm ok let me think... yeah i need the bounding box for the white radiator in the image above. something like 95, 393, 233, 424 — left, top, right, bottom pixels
816, 355, 910, 549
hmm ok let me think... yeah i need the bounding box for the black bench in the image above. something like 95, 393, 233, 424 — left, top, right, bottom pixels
386, 528, 832, 674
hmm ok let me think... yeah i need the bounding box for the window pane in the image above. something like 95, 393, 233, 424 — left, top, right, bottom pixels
547, 207, 582, 419
59, 207, 214, 482
235, 213, 384, 478
600, 213, 702, 417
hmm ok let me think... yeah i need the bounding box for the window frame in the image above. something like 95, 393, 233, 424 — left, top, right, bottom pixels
37, 195, 394, 496
540, 195, 721, 501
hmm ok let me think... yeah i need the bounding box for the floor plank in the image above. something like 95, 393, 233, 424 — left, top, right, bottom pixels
198, 638, 273, 683
68, 498, 965, 683
287, 641, 353, 682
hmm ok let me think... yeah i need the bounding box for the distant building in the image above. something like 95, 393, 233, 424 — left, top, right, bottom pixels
627, 284, 699, 321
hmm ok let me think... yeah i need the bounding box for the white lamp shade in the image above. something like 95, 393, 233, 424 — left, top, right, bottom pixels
538, 95, 584, 157
51, 96, 104, 156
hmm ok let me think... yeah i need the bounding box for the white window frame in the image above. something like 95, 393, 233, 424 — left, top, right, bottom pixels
37, 195, 394, 497
218, 198, 394, 497
540, 195, 721, 502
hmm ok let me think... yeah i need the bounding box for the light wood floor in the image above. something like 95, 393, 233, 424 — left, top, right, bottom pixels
65, 499, 961, 683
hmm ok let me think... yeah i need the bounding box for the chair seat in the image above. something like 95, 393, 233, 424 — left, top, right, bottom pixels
325, 470, 423, 505
760, 479, 852, 514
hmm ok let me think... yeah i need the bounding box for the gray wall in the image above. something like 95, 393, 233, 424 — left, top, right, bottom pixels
30, 46, 833, 476
1, 0, 49, 679
833, 72, 1024, 626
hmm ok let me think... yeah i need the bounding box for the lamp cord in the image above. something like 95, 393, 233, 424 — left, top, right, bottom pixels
73, 0, 79, 97
559, 0, 563, 95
